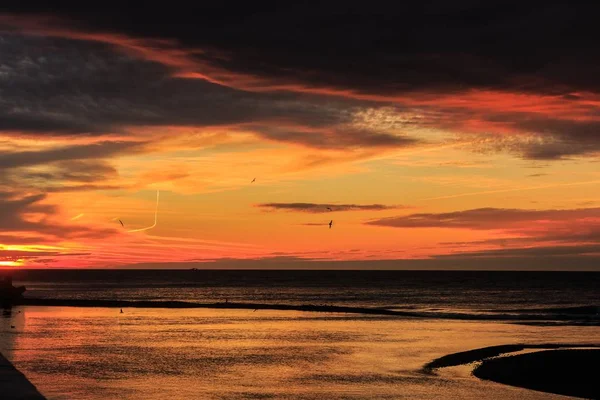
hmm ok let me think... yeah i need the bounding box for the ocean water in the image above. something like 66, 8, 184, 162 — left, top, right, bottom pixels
0, 270, 598, 399
11, 270, 600, 311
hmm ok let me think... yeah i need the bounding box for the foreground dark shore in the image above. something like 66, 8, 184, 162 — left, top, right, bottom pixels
424, 344, 600, 399
0, 352, 45, 400
474, 350, 600, 399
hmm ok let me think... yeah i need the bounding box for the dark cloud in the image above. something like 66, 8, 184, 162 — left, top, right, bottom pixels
0, 141, 143, 169
258, 203, 401, 213
367, 207, 600, 229
24, 160, 118, 183
42, 184, 123, 193
477, 118, 600, 160
0, 190, 116, 242
0, 4, 598, 159
250, 125, 417, 149
0, 158, 125, 194
121, 255, 600, 271
434, 244, 600, 259
4, 2, 600, 96
0, 33, 416, 151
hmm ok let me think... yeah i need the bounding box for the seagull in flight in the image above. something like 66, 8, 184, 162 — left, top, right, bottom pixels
329, 220, 333, 229
118, 219, 124, 228
251, 178, 256, 183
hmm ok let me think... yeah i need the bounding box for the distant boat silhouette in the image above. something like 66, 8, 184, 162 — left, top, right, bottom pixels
329, 220, 333, 229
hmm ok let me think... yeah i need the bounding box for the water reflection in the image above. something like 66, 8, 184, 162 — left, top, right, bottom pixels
0, 307, 593, 399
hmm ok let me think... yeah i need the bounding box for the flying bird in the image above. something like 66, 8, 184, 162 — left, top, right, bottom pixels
329, 220, 333, 229
251, 178, 256, 183
118, 219, 124, 228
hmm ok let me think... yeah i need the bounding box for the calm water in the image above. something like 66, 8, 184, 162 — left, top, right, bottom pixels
0, 270, 598, 399
11, 270, 600, 311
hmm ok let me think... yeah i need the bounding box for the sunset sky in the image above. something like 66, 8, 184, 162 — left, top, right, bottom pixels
1, 3, 600, 269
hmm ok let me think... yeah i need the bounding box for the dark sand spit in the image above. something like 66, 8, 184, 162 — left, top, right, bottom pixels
474, 350, 600, 399
14, 298, 600, 324
424, 344, 600, 399
0, 352, 46, 400
422, 343, 600, 371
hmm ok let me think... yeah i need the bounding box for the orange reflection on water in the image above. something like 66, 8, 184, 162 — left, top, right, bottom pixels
0, 306, 594, 399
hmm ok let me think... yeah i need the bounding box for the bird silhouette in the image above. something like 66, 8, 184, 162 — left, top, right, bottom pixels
118, 219, 124, 228
329, 220, 333, 229
251, 178, 256, 183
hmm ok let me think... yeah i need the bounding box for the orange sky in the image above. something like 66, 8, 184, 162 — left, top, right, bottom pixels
1, 12, 600, 269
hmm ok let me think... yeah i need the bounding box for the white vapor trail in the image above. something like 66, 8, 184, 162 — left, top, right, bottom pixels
70, 213, 85, 221
127, 190, 160, 233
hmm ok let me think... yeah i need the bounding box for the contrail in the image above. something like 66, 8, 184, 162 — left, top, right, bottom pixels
70, 213, 84, 221
128, 190, 160, 233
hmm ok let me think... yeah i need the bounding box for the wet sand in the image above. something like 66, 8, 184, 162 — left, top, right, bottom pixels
474, 349, 599, 399
0, 352, 45, 400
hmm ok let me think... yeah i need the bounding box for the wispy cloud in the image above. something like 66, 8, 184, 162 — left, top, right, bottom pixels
367, 207, 600, 230
257, 203, 403, 213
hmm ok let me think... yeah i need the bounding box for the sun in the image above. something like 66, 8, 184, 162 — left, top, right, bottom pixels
0, 260, 24, 267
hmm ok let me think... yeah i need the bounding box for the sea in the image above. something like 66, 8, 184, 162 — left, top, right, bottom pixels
0, 270, 598, 399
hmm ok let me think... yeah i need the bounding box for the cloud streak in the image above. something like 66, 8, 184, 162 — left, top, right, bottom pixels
367, 207, 600, 230
257, 203, 402, 213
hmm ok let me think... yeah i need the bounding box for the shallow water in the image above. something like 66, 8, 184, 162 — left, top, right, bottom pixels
1, 306, 595, 399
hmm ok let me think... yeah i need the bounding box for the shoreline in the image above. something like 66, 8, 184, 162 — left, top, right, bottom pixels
0, 352, 46, 400
13, 298, 600, 324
